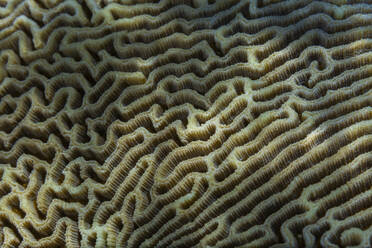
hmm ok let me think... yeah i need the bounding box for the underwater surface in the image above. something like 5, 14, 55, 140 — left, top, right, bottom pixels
0, 0, 371, 247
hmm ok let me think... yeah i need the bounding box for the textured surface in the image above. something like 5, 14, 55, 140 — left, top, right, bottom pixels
0, 0, 372, 247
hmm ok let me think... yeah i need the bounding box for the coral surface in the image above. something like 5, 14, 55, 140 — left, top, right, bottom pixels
0, 0, 371, 247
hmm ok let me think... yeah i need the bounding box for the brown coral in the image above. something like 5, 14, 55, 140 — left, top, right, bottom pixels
0, 0, 371, 247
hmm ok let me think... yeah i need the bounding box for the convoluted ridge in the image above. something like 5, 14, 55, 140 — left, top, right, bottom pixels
0, 0, 371, 247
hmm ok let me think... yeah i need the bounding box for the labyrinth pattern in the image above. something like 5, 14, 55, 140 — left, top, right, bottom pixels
0, 0, 372, 247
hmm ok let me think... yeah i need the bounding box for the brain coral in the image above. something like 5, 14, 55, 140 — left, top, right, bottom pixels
0, 0, 372, 247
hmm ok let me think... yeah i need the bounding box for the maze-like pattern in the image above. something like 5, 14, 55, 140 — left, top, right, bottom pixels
0, 0, 372, 247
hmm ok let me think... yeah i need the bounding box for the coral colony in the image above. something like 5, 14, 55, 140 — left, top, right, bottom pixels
0, 0, 371, 247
